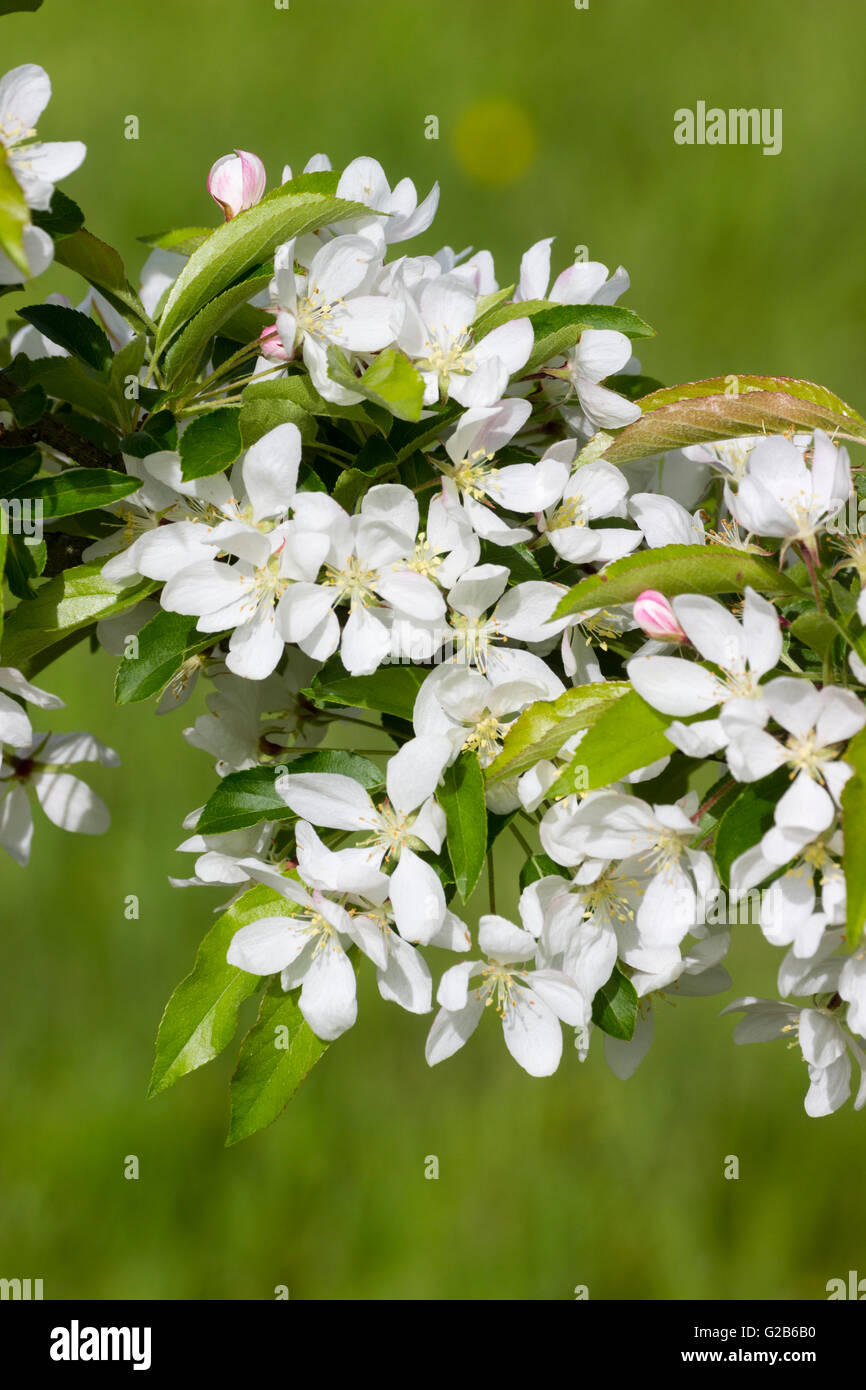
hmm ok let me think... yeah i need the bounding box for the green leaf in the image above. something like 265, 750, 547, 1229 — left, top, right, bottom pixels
519, 852, 568, 891
147, 884, 285, 1097
114, 610, 225, 705
195, 750, 385, 836
241, 372, 369, 423
0, 145, 29, 275
789, 611, 838, 660
178, 406, 242, 480
523, 303, 656, 374
161, 271, 272, 386
0, 0, 44, 12
554, 544, 801, 619
0, 563, 156, 672
0, 528, 6, 646
600, 376, 866, 465
485, 681, 629, 785
138, 226, 211, 255
326, 345, 425, 422
239, 380, 317, 448
550, 689, 675, 798
305, 658, 427, 721
439, 751, 488, 900
841, 728, 866, 946
54, 229, 152, 333
16, 303, 113, 369
156, 174, 367, 352
31, 188, 84, 239
16, 467, 140, 518
9, 353, 119, 424
591, 965, 638, 1040
226, 979, 329, 1145
714, 769, 791, 890
7, 383, 46, 426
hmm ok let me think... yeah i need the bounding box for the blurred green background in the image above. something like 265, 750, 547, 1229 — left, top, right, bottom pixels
1, 0, 864, 1300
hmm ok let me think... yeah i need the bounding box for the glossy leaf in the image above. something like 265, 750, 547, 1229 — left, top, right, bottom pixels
114, 609, 225, 705
601, 376, 866, 465
485, 681, 629, 785
147, 884, 285, 1097
227, 979, 329, 1146
554, 544, 801, 619
439, 751, 488, 900
195, 750, 385, 836
550, 690, 675, 798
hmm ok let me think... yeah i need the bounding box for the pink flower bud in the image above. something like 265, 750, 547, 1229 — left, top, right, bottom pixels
633, 590, 687, 643
258, 323, 292, 362
207, 149, 266, 220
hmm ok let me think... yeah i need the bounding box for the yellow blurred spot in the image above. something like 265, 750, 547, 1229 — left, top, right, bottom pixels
453, 99, 536, 187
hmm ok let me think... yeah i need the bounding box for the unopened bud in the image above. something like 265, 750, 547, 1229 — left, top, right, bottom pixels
633, 590, 687, 643
259, 323, 292, 362
207, 149, 266, 220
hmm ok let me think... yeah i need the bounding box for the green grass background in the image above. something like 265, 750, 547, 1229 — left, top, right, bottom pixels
1, 0, 864, 1300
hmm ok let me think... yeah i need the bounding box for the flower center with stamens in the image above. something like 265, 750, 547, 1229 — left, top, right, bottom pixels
580, 871, 638, 925
324, 555, 378, 607
462, 710, 507, 762
477, 963, 522, 1018
418, 328, 474, 385
449, 612, 497, 673
785, 730, 835, 781
406, 533, 440, 580
549, 493, 587, 531
445, 448, 496, 500
295, 285, 345, 342
641, 826, 688, 876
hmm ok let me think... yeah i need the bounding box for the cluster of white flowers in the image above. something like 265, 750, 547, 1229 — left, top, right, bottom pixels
3, 79, 866, 1123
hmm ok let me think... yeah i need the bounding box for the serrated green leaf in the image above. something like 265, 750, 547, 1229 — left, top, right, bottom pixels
138, 226, 211, 255
0, 563, 156, 672
16, 467, 139, 518
524, 303, 655, 374
305, 658, 426, 721
156, 175, 367, 352
114, 609, 226, 705
241, 372, 369, 422
0, 145, 29, 275
601, 376, 866, 465
550, 689, 675, 798
178, 406, 242, 480
238, 381, 317, 448
8, 353, 119, 424
195, 750, 385, 836
554, 544, 801, 620
54, 228, 152, 333
519, 852, 568, 891
714, 769, 791, 891
326, 345, 424, 422
789, 611, 838, 660
591, 965, 638, 1040
226, 979, 329, 1145
439, 751, 487, 900
147, 884, 286, 1097
841, 728, 866, 947
486, 682, 629, 785
31, 188, 84, 239
162, 271, 272, 386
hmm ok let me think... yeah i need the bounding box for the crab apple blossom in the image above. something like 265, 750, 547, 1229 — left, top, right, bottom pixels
0, 731, 119, 866
397, 273, 533, 407
726, 428, 852, 552
0, 63, 85, 211
5, 89, 866, 1139
425, 912, 587, 1076
627, 587, 783, 756
268, 231, 403, 403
